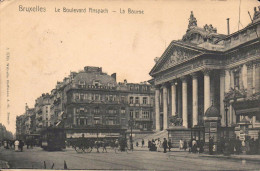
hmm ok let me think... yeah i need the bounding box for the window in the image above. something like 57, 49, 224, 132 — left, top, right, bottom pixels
234, 71, 240, 89
109, 95, 113, 101
121, 96, 125, 103
80, 93, 84, 101
80, 118, 85, 125
143, 86, 148, 91
130, 86, 133, 90
94, 81, 100, 87
94, 107, 100, 114
74, 93, 79, 100
142, 111, 150, 119
136, 86, 139, 91
129, 97, 134, 104
135, 111, 139, 118
121, 107, 126, 114
143, 97, 147, 104
130, 110, 134, 118
95, 94, 100, 101
135, 97, 139, 104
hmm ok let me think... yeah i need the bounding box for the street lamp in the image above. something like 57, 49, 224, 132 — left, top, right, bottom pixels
224, 99, 229, 138
128, 118, 134, 151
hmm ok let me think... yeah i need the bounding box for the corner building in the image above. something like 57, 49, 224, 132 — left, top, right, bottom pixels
149, 10, 260, 145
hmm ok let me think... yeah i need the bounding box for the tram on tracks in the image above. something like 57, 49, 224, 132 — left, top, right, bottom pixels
40, 127, 66, 151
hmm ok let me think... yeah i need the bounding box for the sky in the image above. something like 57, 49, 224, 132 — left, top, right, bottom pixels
0, 0, 259, 133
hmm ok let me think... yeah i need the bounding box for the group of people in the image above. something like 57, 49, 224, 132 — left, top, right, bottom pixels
147, 138, 172, 153
1, 140, 25, 152
179, 139, 204, 153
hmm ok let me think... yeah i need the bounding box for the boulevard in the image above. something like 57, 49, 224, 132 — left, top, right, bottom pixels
1, 146, 260, 170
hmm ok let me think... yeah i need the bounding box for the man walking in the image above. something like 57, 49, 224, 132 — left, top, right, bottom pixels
162, 138, 168, 153
142, 139, 144, 148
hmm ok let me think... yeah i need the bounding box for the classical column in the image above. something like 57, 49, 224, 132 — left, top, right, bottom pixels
155, 87, 160, 131
163, 84, 168, 130
220, 71, 225, 126
181, 76, 188, 128
252, 64, 256, 94
203, 69, 211, 113
191, 73, 198, 127
255, 62, 260, 93
171, 81, 177, 116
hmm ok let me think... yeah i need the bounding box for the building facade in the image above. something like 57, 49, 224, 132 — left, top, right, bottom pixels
16, 66, 155, 139
149, 9, 260, 141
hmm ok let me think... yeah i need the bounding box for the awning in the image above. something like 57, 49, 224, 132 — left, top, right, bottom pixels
55, 121, 61, 126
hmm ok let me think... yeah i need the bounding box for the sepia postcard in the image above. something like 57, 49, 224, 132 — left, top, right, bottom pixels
0, 0, 260, 170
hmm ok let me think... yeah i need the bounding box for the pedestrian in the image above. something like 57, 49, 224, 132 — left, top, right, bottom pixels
168, 139, 172, 152
136, 141, 139, 147
157, 138, 162, 152
142, 139, 144, 148
235, 136, 241, 155
114, 139, 119, 153
192, 139, 197, 153
209, 137, 214, 155
102, 140, 107, 153
179, 139, 184, 150
183, 140, 187, 151
19, 140, 24, 152
14, 140, 19, 152
148, 139, 151, 151
162, 138, 168, 153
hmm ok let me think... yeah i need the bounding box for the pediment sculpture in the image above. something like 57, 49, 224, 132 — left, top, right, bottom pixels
161, 48, 196, 70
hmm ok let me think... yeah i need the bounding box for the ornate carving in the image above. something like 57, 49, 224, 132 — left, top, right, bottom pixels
188, 11, 197, 29
224, 87, 247, 100
202, 68, 212, 76
169, 115, 183, 126
190, 72, 198, 78
161, 48, 196, 71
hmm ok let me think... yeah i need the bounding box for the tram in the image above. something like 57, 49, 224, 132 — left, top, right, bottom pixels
40, 127, 66, 151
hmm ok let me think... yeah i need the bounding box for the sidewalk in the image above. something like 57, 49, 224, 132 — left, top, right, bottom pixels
169, 151, 260, 163
133, 146, 260, 163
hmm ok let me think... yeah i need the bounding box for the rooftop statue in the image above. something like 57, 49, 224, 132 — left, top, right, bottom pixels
204, 24, 217, 33
188, 11, 197, 28
253, 6, 260, 20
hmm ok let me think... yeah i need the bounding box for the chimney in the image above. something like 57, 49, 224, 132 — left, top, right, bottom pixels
111, 73, 117, 82
124, 79, 127, 84
227, 18, 230, 35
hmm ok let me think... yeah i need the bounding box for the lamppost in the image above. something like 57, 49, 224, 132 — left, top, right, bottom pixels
224, 99, 229, 138
128, 118, 134, 151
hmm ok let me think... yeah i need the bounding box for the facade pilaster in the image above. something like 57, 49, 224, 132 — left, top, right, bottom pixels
163, 84, 168, 130
203, 69, 211, 113
155, 87, 160, 131
181, 76, 188, 128
242, 64, 248, 89
225, 70, 231, 92
191, 73, 198, 127
255, 62, 260, 93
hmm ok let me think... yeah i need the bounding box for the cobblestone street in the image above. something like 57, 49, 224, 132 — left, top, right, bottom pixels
1, 147, 260, 170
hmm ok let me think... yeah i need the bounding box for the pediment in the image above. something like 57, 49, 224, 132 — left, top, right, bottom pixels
150, 41, 204, 75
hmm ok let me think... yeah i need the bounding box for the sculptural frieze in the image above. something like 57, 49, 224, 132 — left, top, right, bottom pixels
161, 48, 198, 71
